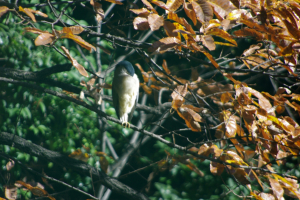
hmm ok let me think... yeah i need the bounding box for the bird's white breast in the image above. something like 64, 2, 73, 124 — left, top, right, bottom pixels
114, 74, 139, 121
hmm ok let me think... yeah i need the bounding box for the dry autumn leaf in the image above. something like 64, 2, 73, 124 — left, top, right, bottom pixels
61, 46, 89, 77
148, 37, 181, 53
0, 6, 9, 18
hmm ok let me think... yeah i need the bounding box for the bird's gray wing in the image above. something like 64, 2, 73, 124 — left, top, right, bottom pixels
112, 84, 120, 119
128, 94, 138, 122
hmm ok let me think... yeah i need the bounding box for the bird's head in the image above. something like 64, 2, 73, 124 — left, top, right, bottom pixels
115, 61, 135, 77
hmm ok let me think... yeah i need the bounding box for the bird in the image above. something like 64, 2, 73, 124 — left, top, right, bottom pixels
112, 61, 140, 128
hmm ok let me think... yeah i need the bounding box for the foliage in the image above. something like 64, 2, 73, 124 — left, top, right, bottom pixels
1, 0, 300, 199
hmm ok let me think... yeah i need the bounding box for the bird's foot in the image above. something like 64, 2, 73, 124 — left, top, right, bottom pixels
121, 122, 130, 128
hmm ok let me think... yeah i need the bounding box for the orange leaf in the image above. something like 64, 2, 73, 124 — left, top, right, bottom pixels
268, 176, 284, 200
0, 6, 9, 18
35, 33, 55, 46
133, 17, 150, 30
148, 37, 181, 53
141, 83, 152, 95
148, 13, 164, 31
61, 46, 89, 77
103, 0, 123, 5
93, 2, 104, 23
60, 28, 96, 52
68, 149, 89, 162
201, 35, 215, 50
166, 0, 184, 12
191, 0, 213, 24
206, 27, 237, 46
183, 2, 197, 25
30, 9, 48, 18
233, 28, 266, 41
162, 59, 171, 74
171, 84, 188, 109
24, 27, 50, 35
19, 6, 36, 22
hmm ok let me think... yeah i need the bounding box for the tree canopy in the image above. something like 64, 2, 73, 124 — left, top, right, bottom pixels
1, 0, 300, 199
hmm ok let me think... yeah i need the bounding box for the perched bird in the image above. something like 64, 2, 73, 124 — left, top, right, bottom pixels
112, 61, 140, 128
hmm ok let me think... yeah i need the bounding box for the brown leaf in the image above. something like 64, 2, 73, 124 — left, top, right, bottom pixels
141, 0, 157, 13
35, 33, 55, 46
68, 149, 89, 162
191, 0, 213, 24
5, 186, 17, 200
148, 37, 181, 53
151, 0, 168, 10
243, 43, 263, 56
166, 0, 184, 12
60, 28, 96, 52
19, 6, 36, 22
99, 155, 109, 173
171, 84, 188, 109
0, 6, 9, 18
24, 27, 49, 35
201, 35, 216, 51
133, 17, 150, 30
183, 2, 197, 25
162, 59, 171, 74
61, 46, 89, 77
103, 0, 123, 5
6, 160, 15, 171
207, 0, 236, 19
220, 92, 232, 103
130, 8, 150, 16
141, 83, 152, 95
148, 14, 164, 31
233, 27, 266, 41
206, 27, 237, 46
163, 21, 178, 37
30, 9, 48, 18
268, 176, 284, 200
93, 2, 104, 23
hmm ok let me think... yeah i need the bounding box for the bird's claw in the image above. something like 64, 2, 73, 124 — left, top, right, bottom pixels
122, 122, 130, 128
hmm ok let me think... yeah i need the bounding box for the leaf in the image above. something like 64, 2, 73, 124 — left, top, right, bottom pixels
99, 155, 109, 173
141, 83, 152, 95
6, 160, 15, 171
133, 17, 150, 30
19, 6, 36, 22
130, 8, 150, 16
30, 9, 48, 18
206, 27, 237, 46
60, 27, 96, 52
242, 43, 262, 56
191, 0, 213, 24
184, 2, 197, 25
61, 46, 89, 77
141, 0, 157, 13
171, 84, 188, 109
148, 37, 181, 53
177, 105, 203, 132
233, 28, 266, 41
68, 149, 89, 162
163, 21, 179, 37
282, 19, 300, 40
5, 186, 17, 200
166, 0, 184, 12
148, 13, 164, 31
268, 176, 284, 200
201, 35, 216, 50
103, 0, 123, 5
162, 59, 171, 74
93, 2, 104, 23
0, 6, 9, 18
151, 0, 168, 10
207, 0, 236, 19
35, 33, 55, 46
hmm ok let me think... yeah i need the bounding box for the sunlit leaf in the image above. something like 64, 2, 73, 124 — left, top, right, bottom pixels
0, 6, 9, 18
133, 17, 150, 30
166, 0, 184, 12
191, 0, 213, 24
19, 6, 36, 22
103, 0, 123, 5
35, 33, 55, 46
93, 2, 104, 23
268, 176, 284, 200
201, 35, 215, 50
68, 149, 89, 162
184, 2, 197, 25
148, 37, 181, 53
61, 46, 89, 77
206, 27, 237, 46
148, 13, 164, 31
